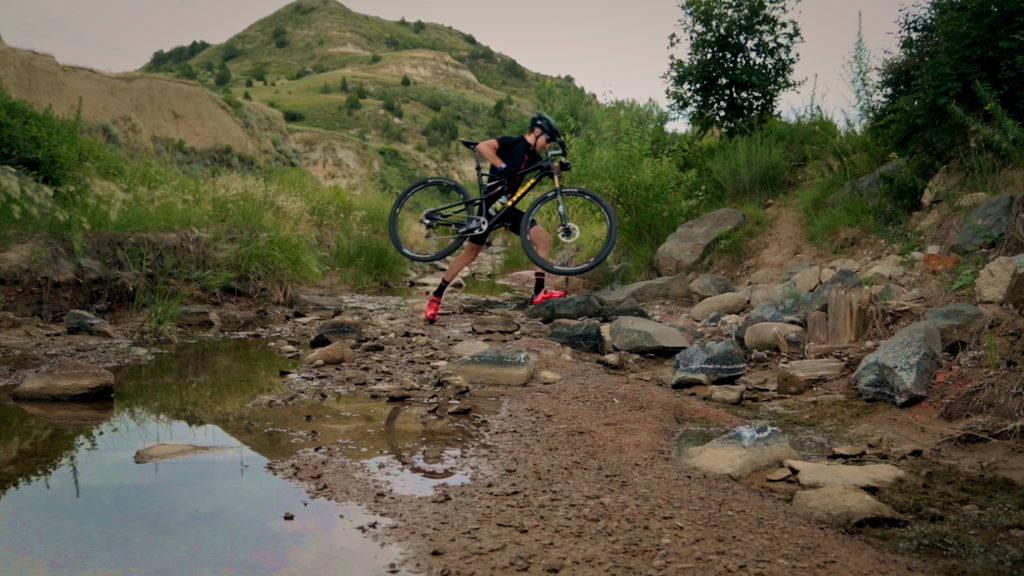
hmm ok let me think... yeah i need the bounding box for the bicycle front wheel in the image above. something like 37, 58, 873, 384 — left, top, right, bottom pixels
520, 187, 617, 276
389, 178, 474, 262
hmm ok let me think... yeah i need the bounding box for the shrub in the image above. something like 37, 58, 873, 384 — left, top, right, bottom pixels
422, 108, 459, 147
0, 83, 120, 198
221, 43, 243, 62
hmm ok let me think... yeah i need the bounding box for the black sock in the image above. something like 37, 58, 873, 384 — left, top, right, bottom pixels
432, 279, 450, 300
533, 272, 546, 296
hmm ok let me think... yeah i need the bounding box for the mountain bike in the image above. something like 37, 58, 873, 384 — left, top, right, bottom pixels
388, 138, 617, 276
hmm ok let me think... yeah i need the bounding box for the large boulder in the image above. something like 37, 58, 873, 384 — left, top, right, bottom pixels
829, 161, 906, 208
134, 443, 236, 464
785, 459, 908, 488
472, 315, 520, 334
689, 274, 735, 298
951, 194, 1016, 255
975, 255, 1024, 304
304, 340, 355, 365
922, 302, 989, 350
672, 339, 747, 387
310, 314, 368, 347
547, 321, 605, 354
851, 321, 941, 407
525, 294, 603, 323
176, 305, 222, 332
594, 275, 690, 305
743, 322, 805, 352
690, 293, 748, 322
609, 316, 693, 355
654, 208, 745, 276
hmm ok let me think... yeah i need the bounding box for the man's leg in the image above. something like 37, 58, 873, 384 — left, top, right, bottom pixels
425, 242, 483, 322
527, 225, 566, 304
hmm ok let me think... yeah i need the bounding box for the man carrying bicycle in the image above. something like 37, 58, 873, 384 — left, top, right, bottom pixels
425, 112, 567, 323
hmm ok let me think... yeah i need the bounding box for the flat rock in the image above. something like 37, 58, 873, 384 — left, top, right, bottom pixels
450, 346, 536, 386
134, 443, 236, 464
785, 459, 907, 488
682, 425, 799, 480
12, 362, 115, 401
304, 340, 355, 365
792, 484, 904, 528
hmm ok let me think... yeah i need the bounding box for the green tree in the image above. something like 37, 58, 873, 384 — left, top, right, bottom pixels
143, 40, 210, 72
665, 0, 802, 135
214, 62, 232, 87
346, 91, 362, 115
381, 92, 404, 119
872, 0, 1024, 169
272, 26, 289, 49
221, 43, 243, 62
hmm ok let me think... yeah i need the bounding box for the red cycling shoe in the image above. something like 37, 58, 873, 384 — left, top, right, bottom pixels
424, 295, 442, 323
531, 288, 567, 305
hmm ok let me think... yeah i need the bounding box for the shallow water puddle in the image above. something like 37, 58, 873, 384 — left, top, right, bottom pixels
0, 419, 401, 575
247, 396, 499, 495
0, 339, 489, 575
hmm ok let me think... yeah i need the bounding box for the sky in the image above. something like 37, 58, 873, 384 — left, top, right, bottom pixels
0, 0, 910, 123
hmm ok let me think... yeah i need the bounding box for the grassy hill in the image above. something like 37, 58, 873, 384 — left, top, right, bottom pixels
141, 0, 584, 190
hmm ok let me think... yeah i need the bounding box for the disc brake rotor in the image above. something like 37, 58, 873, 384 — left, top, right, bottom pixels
557, 223, 581, 243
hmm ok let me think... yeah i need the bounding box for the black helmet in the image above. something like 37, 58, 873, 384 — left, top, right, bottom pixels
529, 112, 562, 143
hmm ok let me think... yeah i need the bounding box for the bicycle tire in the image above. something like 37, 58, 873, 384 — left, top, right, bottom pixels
520, 187, 617, 276
389, 178, 475, 262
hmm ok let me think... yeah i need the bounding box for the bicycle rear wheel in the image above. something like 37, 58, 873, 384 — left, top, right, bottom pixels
520, 187, 617, 276
389, 178, 476, 262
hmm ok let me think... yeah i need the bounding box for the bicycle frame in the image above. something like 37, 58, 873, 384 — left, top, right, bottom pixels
422, 139, 571, 235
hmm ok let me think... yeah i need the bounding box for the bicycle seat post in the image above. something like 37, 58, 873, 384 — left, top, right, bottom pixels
459, 139, 486, 195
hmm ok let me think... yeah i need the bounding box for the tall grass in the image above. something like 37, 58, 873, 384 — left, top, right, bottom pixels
328, 190, 409, 288
567, 101, 695, 281
705, 131, 789, 203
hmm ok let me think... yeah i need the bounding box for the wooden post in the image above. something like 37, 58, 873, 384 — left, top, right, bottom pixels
805, 286, 872, 356
827, 286, 871, 345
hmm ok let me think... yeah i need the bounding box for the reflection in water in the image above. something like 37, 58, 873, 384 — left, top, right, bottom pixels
0, 417, 404, 575
0, 339, 422, 575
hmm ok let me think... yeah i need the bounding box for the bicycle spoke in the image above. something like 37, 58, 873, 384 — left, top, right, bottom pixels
389, 179, 474, 262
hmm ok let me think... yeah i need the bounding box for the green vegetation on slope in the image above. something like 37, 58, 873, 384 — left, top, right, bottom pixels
142, 0, 568, 164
